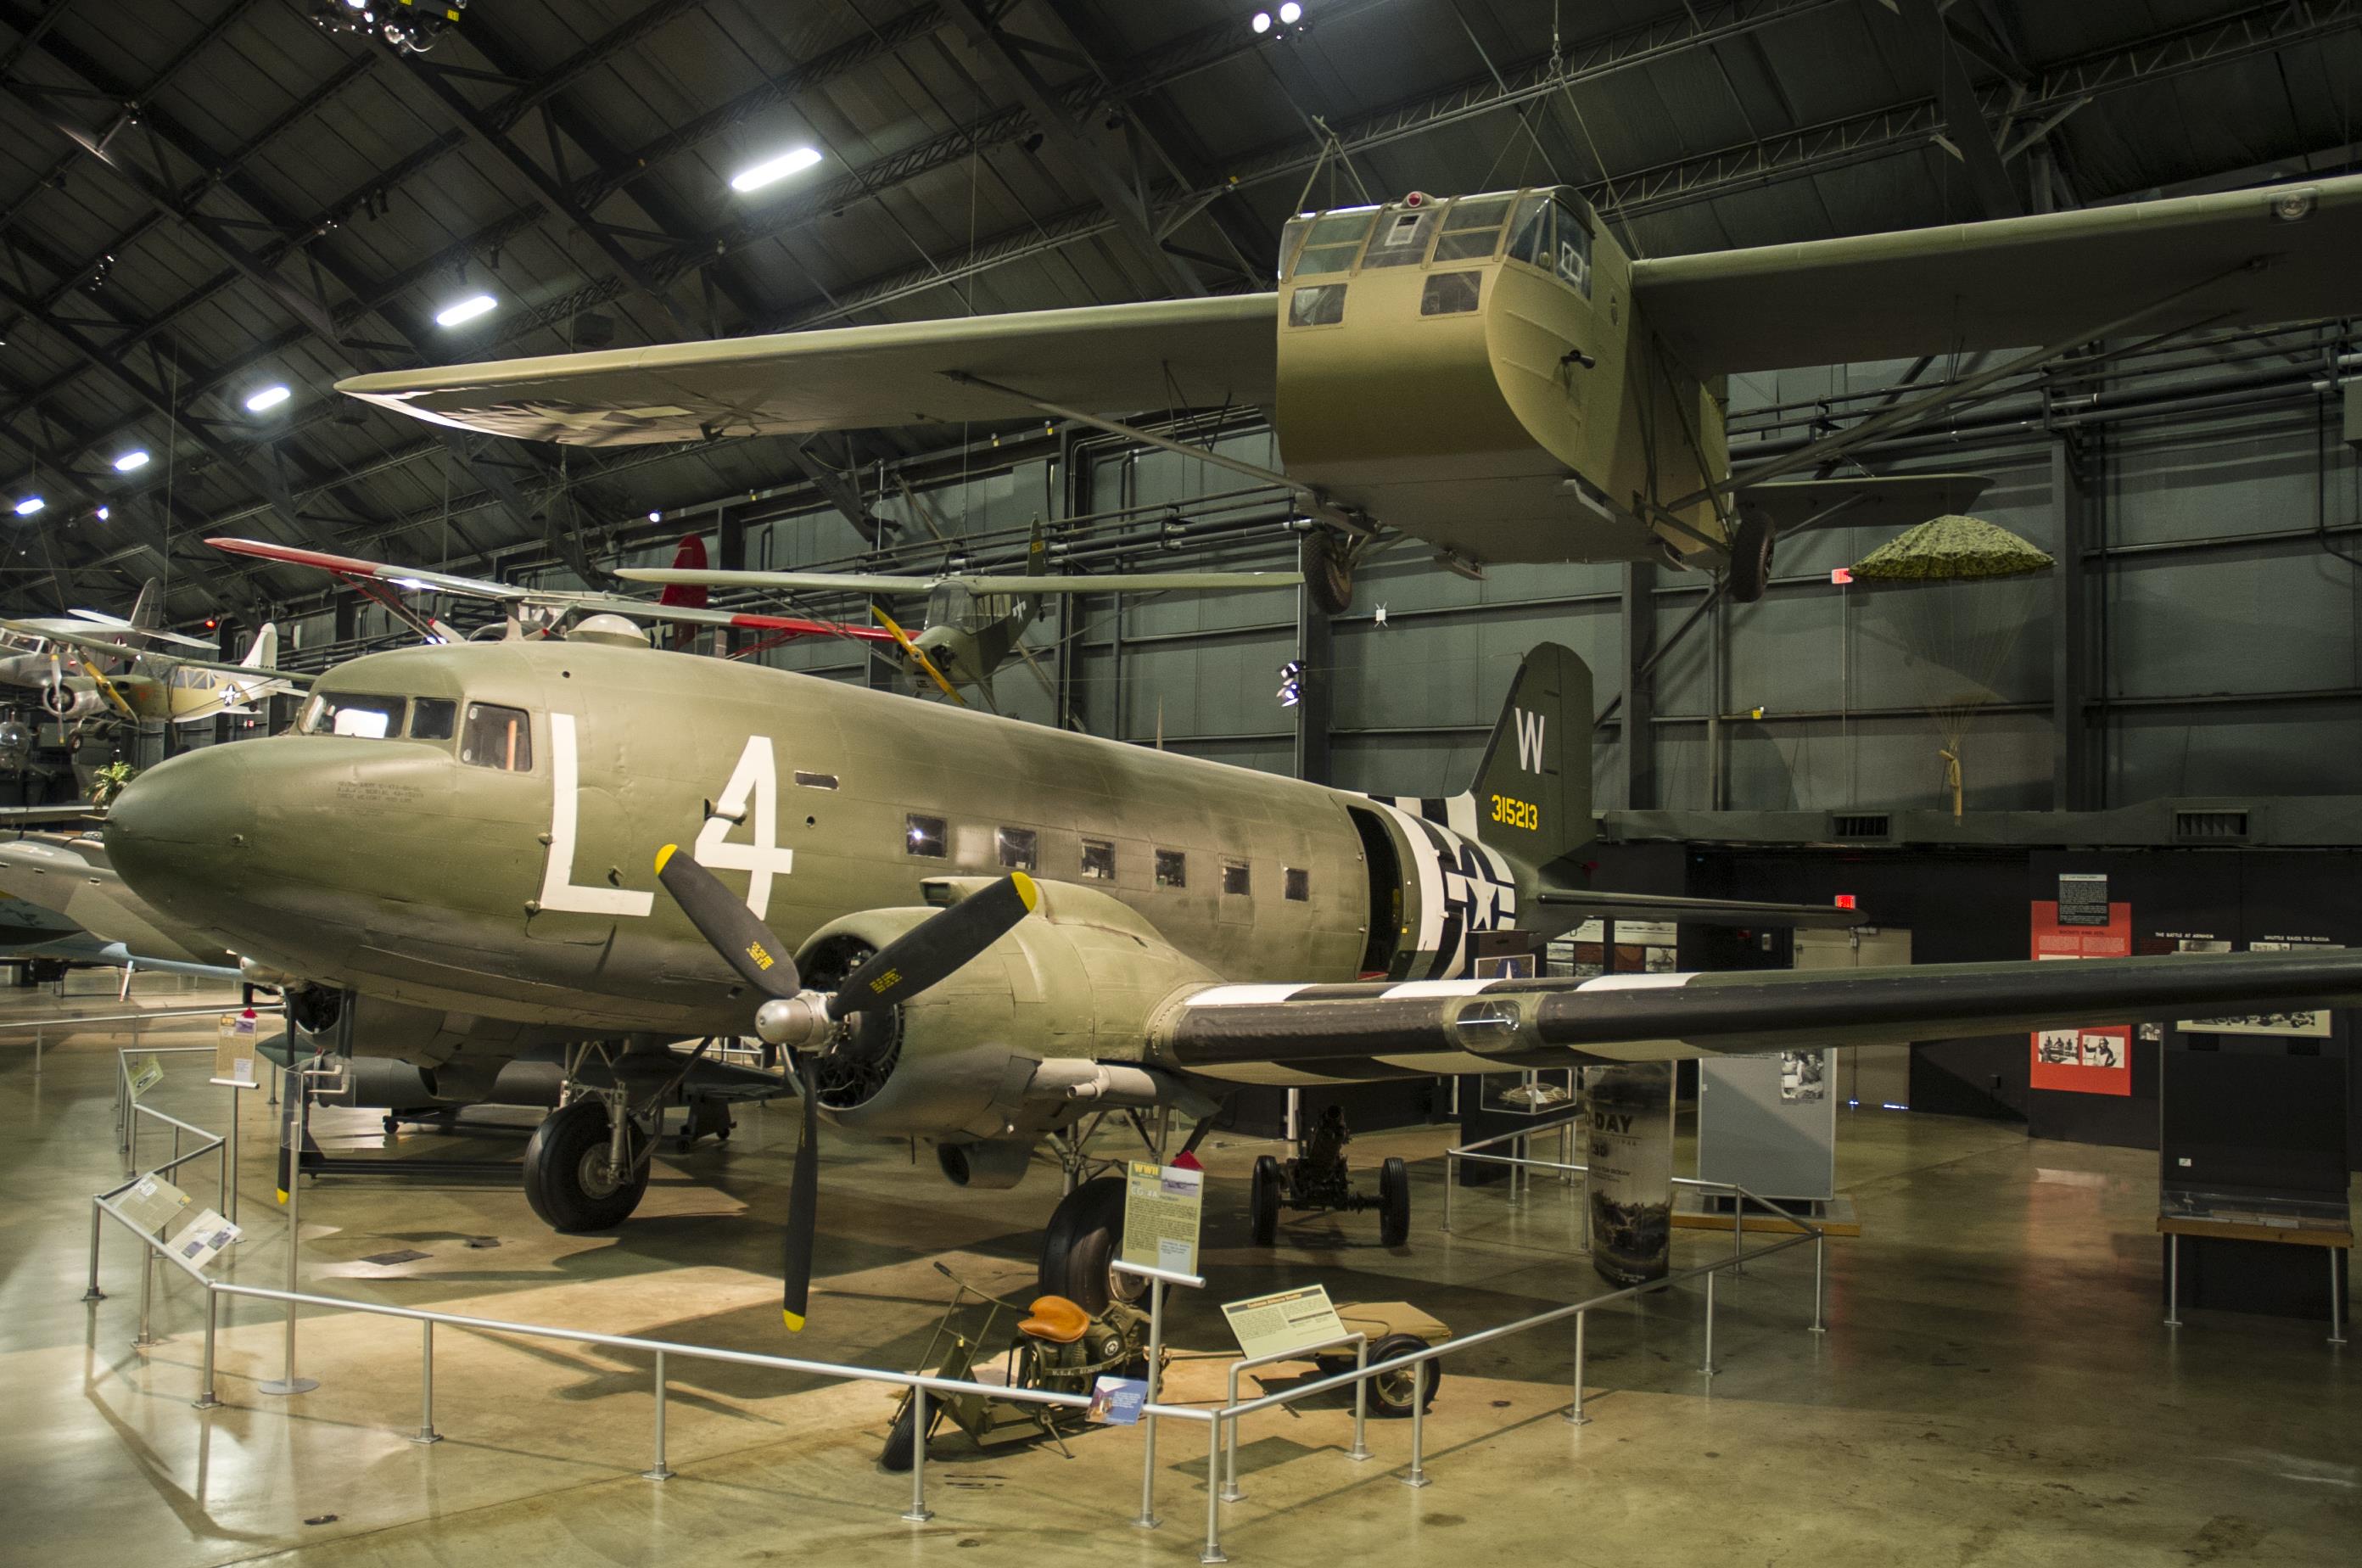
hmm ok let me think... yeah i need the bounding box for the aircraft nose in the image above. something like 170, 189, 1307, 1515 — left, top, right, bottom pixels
105, 746, 259, 918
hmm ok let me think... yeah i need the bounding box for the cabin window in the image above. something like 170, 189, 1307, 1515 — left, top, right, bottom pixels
1420, 272, 1482, 316
904, 814, 947, 858
1552, 194, 1593, 296
458, 703, 532, 771
1222, 861, 1251, 897
793, 770, 838, 790
1288, 210, 1377, 277
408, 698, 456, 741
1431, 194, 1511, 261
1156, 849, 1187, 889
302, 692, 406, 740
996, 826, 1038, 871
1080, 838, 1116, 881
1285, 867, 1311, 902
1288, 283, 1346, 328
1362, 207, 1436, 268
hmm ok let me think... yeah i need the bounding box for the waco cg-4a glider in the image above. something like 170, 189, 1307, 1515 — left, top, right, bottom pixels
100, 630, 2362, 1327
339, 175, 2362, 611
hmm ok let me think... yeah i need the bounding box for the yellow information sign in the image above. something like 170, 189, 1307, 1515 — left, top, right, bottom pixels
1120, 1161, 1205, 1276
1220, 1283, 1347, 1360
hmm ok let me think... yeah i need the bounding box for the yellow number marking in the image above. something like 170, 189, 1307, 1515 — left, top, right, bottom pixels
1489, 794, 1539, 832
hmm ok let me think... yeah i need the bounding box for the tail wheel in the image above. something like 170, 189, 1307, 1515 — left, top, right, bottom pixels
1302, 531, 1354, 616
1378, 1155, 1410, 1247
1251, 1154, 1283, 1246
880, 1397, 923, 1472
1727, 505, 1775, 603
522, 1099, 651, 1232
1038, 1175, 1133, 1313
1366, 1332, 1441, 1417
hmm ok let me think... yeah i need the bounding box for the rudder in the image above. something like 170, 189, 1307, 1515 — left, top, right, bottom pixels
1467, 642, 1592, 871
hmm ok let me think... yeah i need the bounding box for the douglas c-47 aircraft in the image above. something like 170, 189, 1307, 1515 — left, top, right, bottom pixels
101, 627, 2362, 1327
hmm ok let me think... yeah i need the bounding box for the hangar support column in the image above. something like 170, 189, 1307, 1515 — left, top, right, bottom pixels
2051, 436, 2096, 810
1621, 563, 1658, 809
1294, 591, 1333, 787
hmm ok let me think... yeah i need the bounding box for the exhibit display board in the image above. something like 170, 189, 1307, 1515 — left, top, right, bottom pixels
1586, 1061, 1675, 1285
2029, 894, 2133, 1096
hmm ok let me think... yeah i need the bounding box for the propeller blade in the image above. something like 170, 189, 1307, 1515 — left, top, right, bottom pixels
873, 605, 966, 706
655, 843, 802, 999
783, 1060, 820, 1330
830, 873, 1038, 1017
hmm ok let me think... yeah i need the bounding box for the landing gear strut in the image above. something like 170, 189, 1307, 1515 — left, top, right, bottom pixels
522, 1095, 652, 1232
1250, 1105, 1410, 1247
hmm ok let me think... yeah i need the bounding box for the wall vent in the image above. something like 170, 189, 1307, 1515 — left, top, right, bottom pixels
2172, 809, 2250, 843
1828, 813, 1892, 840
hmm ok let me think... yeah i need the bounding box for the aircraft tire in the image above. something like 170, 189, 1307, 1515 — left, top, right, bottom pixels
1302, 531, 1354, 616
880, 1399, 922, 1473
1038, 1175, 1130, 1313
1251, 1155, 1282, 1246
1378, 1155, 1410, 1247
522, 1099, 651, 1232
1728, 506, 1774, 603
1365, 1333, 1441, 1416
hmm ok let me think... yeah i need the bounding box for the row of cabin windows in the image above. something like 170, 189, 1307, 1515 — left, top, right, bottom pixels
906, 813, 1309, 901
298, 692, 533, 773
1284, 192, 1594, 333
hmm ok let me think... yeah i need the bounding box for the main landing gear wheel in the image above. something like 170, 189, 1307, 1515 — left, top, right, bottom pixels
881, 1400, 925, 1473
1302, 529, 1355, 616
1251, 1154, 1283, 1246
1727, 505, 1775, 604
523, 1098, 652, 1232
1038, 1175, 1139, 1313
1365, 1332, 1442, 1417
1378, 1156, 1411, 1246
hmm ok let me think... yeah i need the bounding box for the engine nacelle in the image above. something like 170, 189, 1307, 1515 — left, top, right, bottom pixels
796, 877, 1219, 1144
937, 1137, 1038, 1189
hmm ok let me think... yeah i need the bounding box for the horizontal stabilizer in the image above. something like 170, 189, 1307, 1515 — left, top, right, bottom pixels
1538, 887, 1861, 929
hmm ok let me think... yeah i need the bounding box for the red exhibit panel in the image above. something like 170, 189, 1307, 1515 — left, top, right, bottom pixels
2029, 900, 2134, 1096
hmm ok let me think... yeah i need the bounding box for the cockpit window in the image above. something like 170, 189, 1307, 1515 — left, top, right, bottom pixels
301, 692, 406, 739
410, 698, 457, 742
460, 703, 533, 771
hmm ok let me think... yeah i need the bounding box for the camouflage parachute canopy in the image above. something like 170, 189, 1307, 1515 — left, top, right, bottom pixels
1850, 515, 2056, 581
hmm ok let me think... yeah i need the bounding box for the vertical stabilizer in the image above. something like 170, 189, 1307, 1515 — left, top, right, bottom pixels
1465, 642, 1592, 871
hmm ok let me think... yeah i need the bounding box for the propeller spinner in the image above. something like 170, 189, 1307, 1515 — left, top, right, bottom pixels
653, 845, 1038, 1328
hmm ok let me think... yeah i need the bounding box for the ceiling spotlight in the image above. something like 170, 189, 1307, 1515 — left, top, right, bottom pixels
113, 450, 150, 473
1251, 10, 1271, 32
646, 510, 662, 523
730, 146, 823, 193
435, 293, 497, 328
245, 384, 292, 412
96, 506, 109, 520
14, 496, 44, 517
1279, 1, 1301, 21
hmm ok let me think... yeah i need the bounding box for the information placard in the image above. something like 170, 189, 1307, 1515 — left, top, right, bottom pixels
1220, 1283, 1346, 1360
1086, 1375, 1149, 1425
211, 1009, 261, 1088
1120, 1160, 1204, 1276
126, 1055, 165, 1100
116, 1173, 190, 1235
171, 1209, 242, 1270
2029, 899, 2133, 1095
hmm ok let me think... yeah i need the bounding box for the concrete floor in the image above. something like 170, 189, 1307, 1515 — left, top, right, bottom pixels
4, 973, 2356, 1567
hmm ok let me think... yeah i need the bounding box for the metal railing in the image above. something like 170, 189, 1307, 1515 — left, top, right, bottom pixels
81, 1054, 1828, 1565
0, 994, 260, 1075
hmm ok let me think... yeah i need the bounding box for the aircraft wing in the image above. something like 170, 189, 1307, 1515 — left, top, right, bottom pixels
207, 537, 525, 601
1152, 949, 2362, 1074
0, 620, 311, 686
1736, 473, 1991, 535
563, 592, 895, 644
618, 568, 1304, 595
67, 611, 215, 650
1536, 888, 1861, 930
0, 804, 105, 826
1634, 174, 2362, 374
336, 294, 1280, 447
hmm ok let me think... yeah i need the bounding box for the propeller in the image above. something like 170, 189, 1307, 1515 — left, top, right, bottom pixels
872, 604, 965, 705
653, 845, 1038, 1328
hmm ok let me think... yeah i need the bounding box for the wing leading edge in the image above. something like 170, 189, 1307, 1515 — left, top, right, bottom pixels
336, 293, 1279, 447
1150, 949, 2362, 1079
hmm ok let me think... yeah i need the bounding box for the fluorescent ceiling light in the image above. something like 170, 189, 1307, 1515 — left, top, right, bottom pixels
14, 496, 43, 516
113, 450, 150, 473
244, 384, 292, 412
435, 293, 497, 328
1279, 2, 1301, 22
730, 146, 822, 193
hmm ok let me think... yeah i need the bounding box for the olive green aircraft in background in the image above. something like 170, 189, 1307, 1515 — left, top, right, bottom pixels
100, 627, 2362, 1324
339, 175, 2362, 610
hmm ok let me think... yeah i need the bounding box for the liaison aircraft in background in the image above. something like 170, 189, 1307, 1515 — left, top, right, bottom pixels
98, 632, 2362, 1329
337, 176, 2362, 610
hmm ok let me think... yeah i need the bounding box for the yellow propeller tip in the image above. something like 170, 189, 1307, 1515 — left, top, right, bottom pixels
782, 1309, 805, 1331
275, 1189, 288, 1205
1010, 870, 1039, 913
654, 843, 677, 874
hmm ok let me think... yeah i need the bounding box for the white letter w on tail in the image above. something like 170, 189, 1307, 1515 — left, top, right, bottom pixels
1514, 708, 1547, 773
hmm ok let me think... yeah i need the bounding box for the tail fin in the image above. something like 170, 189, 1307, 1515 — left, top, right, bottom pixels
240, 622, 278, 669
129, 578, 164, 632
656, 535, 708, 609
1466, 642, 1592, 871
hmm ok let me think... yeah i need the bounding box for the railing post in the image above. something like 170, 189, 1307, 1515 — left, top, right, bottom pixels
83, 1201, 106, 1302
1135, 1277, 1166, 1529
411, 1320, 443, 1444
1441, 1153, 1454, 1234
1201, 1414, 1228, 1565
224, 1083, 238, 1226
1402, 1375, 1430, 1487
1700, 1268, 1719, 1376
1221, 1361, 1244, 1503
260, 1074, 317, 1395
132, 1235, 159, 1348
31, 1023, 38, 1075
1564, 1308, 1591, 1425
902, 1385, 933, 1522
642, 1350, 674, 1479
1731, 1191, 1745, 1274
1348, 1336, 1370, 1461
2329, 1250, 2348, 1347
1809, 1233, 1827, 1335
2164, 1233, 2182, 1330
184, 1287, 221, 1410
